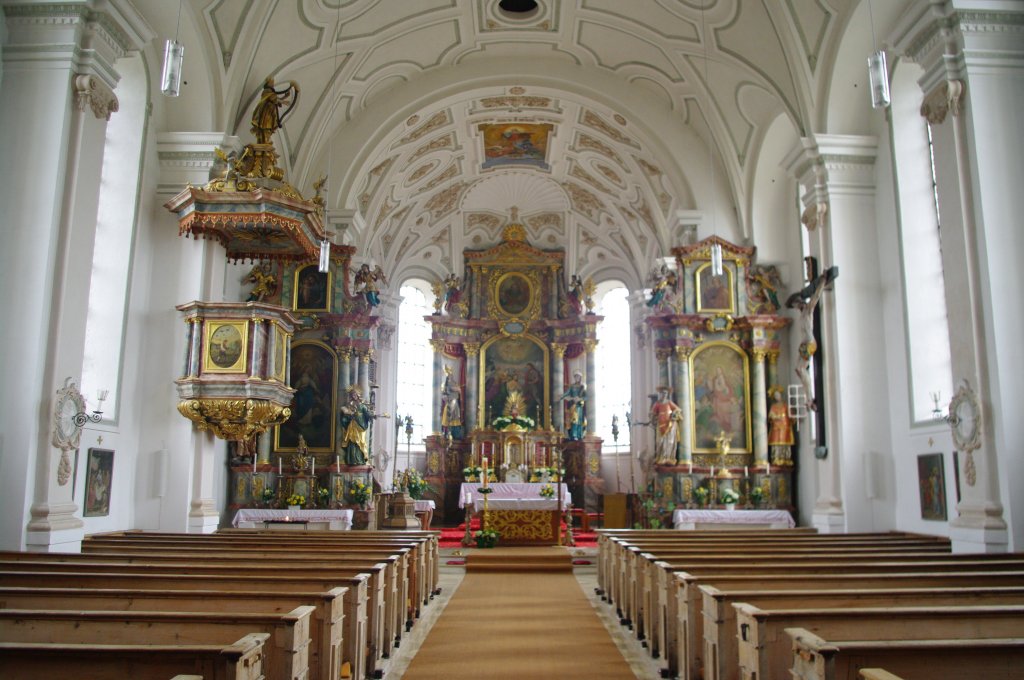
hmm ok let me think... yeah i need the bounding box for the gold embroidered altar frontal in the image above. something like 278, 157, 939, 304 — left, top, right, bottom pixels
485, 509, 561, 545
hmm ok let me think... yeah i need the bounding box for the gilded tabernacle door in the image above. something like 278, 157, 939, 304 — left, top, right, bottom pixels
479, 334, 550, 430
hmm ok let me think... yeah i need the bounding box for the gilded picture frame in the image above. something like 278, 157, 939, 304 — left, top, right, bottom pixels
689, 341, 751, 453
917, 453, 947, 521
275, 340, 337, 452
84, 447, 114, 517
695, 262, 736, 314
479, 334, 550, 429
203, 320, 249, 373
293, 264, 332, 312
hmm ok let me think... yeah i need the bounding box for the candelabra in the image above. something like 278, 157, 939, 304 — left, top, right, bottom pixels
75, 390, 109, 426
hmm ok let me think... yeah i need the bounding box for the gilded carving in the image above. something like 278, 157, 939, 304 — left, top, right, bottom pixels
563, 182, 604, 220
576, 133, 624, 165
487, 510, 558, 541
398, 110, 449, 145
582, 110, 638, 148
177, 398, 291, 441
583, 339, 598, 354
464, 342, 481, 357
550, 342, 567, 358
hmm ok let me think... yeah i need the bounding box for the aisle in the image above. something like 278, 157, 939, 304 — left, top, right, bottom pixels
401, 548, 637, 679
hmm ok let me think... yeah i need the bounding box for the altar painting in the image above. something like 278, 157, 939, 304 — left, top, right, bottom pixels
276, 341, 336, 451
481, 336, 548, 427
480, 123, 552, 170
696, 263, 735, 314
691, 342, 750, 452
917, 453, 947, 521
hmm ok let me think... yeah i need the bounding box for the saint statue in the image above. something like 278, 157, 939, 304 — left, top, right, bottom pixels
339, 388, 371, 465
651, 387, 682, 464
560, 370, 586, 441
767, 387, 794, 465
251, 77, 300, 145
244, 262, 277, 302
440, 366, 464, 440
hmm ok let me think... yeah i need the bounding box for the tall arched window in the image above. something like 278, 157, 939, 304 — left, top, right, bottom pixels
595, 284, 631, 449
891, 60, 953, 423
81, 53, 147, 418
396, 281, 434, 445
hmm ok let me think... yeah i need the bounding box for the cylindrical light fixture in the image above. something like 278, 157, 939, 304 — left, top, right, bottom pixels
711, 242, 723, 277
867, 50, 890, 109
160, 39, 184, 97
318, 239, 331, 273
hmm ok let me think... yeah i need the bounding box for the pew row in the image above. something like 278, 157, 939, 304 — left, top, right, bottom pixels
787, 627, 1024, 680
0, 606, 316, 680
735, 603, 1024, 680
0, 632, 269, 680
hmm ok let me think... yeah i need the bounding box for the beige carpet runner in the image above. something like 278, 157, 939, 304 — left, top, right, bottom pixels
402, 547, 636, 679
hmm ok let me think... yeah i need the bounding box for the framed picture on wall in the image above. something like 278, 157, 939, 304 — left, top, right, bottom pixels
917, 452, 947, 521
84, 448, 114, 517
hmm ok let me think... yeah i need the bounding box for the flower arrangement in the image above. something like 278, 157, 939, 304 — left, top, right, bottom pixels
693, 486, 709, 507
750, 486, 765, 506
349, 479, 372, 507
491, 414, 536, 431
538, 484, 555, 499
260, 487, 276, 506
285, 493, 305, 508
462, 465, 482, 480
316, 486, 331, 508
474, 527, 500, 548
399, 469, 434, 500
720, 487, 740, 506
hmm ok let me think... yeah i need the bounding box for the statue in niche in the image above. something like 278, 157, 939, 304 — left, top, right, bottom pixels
339, 388, 371, 465
559, 370, 586, 441
767, 386, 794, 465
651, 387, 682, 464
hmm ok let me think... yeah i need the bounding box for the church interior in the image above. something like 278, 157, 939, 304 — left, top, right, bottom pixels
1, 0, 1022, 677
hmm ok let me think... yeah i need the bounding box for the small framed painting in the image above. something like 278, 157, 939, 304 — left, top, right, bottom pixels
84, 448, 114, 517
917, 453, 947, 521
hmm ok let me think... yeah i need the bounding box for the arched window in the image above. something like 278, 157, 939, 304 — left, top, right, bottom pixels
81, 53, 147, 418
396, 281, 434, 445
595, 284, 631, 449
891, 60, 953, 423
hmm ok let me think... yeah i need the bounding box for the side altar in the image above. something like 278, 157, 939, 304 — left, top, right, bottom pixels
642, 237, 798, 513
423, 213, 605, 524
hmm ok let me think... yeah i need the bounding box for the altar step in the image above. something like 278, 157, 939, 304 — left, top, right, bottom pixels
466, 546, 573, 573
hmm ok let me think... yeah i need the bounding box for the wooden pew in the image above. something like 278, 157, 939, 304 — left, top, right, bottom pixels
702, 585, 1024, 680
787, 627, 1024, 680
0, 568, 370, 680
0, 631, 268, 680
0, 606, 317, 680
0, 585, 347, 680
735, 603, 1024, 680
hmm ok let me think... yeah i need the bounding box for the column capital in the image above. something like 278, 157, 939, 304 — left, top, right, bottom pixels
921, 79, 965, 125
583, 339, 598, 354
429, 339, 445, 353
752, 348, 768, 363
464, 342, 481, 357
359, 349, 374, 363
73, 74, 118, 120
550, 342, 567, 358
655, 347, 673, 362
673, 346, 691, 360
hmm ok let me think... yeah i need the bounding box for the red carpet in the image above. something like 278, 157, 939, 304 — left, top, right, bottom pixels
437, 519, 597, 548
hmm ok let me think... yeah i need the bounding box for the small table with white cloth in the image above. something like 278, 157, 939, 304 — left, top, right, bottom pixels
671, 508, 795, 530
232, 508, 354, 531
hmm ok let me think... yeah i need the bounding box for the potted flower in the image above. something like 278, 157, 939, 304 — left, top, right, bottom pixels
399, 469, 435, 500
693, 486, 709, 508
750, 485, 765, 507
462, 465, 482, 482
349, 479, 372, 509
538, 484, 555, 499
285, 493, 305, 510
474, 527, 500, 548
316, 486, 331, 508
259, 486, 276, 508
720, 487, 740, 511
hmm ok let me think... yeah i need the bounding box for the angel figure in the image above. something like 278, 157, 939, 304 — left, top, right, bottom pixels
244, 262, 277, 302
646, 265, 678, 311
354, 263, 387, 307
746, 264, 783, 313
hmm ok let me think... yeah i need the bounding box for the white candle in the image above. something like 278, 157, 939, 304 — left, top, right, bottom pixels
766, 462, 771, 475
279, 457, 283, 475
744, 466, 748, 478
688, 462, 693, 474
311, 459, 315, 476
335, 455, 340, 469
253, 454, 257, 474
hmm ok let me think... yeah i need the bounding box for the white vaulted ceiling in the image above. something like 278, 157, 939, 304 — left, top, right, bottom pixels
151, 0, 875, 287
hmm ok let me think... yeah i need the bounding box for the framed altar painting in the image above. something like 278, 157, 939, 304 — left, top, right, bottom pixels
690, 342, 750, 452
480, 335, 549, 428
276, 341, 337, 451
917, 453, 947, 521
695, 263, 735, 314
84, 448, 114, 517
293, 264, 331, 312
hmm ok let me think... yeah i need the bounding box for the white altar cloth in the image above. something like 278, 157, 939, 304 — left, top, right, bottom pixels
458, 482, 572, 511
472, 498, 561, 512
232, 508, 353, 530
672, 508, 794, 530
414, 500, 435, 512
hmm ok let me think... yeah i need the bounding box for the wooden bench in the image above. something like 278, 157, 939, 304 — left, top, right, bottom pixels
0, 568, 370, 680
0, 585, 347, 680
788, 627, 1024, 680
0, 631, 268, 680
735, 603, 1024, 680
702, 585, 1024, 680
0, 606, 317, 680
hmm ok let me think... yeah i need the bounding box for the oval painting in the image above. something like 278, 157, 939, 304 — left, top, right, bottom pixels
209, 324, 243, 369
497, 273, 532, 316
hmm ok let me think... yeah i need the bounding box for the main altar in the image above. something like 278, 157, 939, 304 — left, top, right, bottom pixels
423, 213, 604, 525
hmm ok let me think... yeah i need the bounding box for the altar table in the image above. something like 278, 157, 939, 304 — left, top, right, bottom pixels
672, 508, 794, 530
459, 483, 570, 545
232, 508, 353, 530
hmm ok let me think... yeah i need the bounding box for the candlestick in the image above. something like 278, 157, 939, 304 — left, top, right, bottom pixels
279, 457, 283, 475
766, 461, 771, 475
744, 466, 748, 478
253, 454, 257, 475
335, 455, 340, 469
311, 459, 315, 476
710, 465, 715, 478
688, 462, 693, 474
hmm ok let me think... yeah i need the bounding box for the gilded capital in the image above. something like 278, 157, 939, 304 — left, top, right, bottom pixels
464, 342, 481, 357
583, 339, 598, 354
655, 348, 672, 361
360, 349, 375, 363
551, 342, 567, 358
429, 339, 445, 353
752, 349, 768, 363
338, 348, 353, 360
767, 351, 779, 365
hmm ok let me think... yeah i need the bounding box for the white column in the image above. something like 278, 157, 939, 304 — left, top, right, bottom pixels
674, 348, 692, 464
551, 344, 566, 433
752, 351, 768, 465
0, 3, 148, 551
894, 2, 1024, 552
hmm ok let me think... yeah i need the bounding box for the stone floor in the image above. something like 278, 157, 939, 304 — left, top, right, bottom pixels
384, 547, 664, 679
